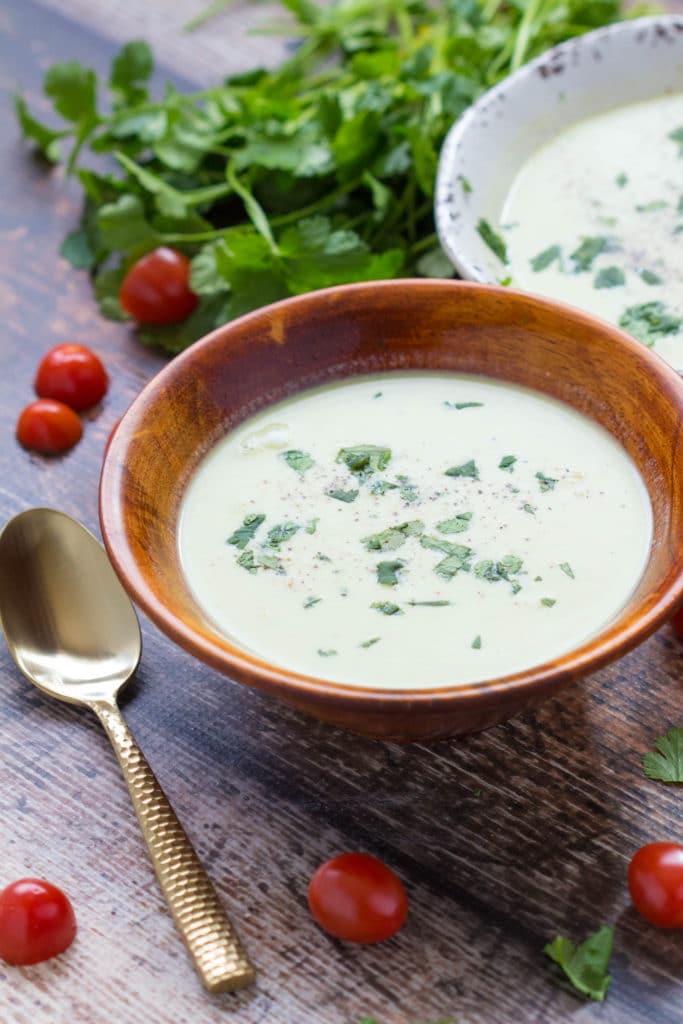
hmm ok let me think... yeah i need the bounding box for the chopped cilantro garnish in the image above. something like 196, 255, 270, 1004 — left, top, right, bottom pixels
236, 550, 258, 574
317, 649, 337, 657
282, 449, 314, 473
434, 546, 473, 579
472, 635, 481, 649
444, 401, 484, 410
640, 269, 663, 286
541, 597, 556, 607
570, 236, 615, 273
642, 727, 683, 783
328, 488, 359, 503
477, 218, 508, 263
336, 445, 391, 480
474, 555, 523, 591
360, 637, 381, 648
371, 601, 402, 615
458, 174, 472, 194
437, 512, 472, 534
445, 459, 479, 479
397, 476, 419, 503
363, 520, 424, 551
594, 266, 625, 289
304, 518, 319, 534
619, 301, 682, 347
530, 244, 561, 272
679, 194, 683, 213
536, 471, 557, 492
236, 549, 284, 574
373, 391, 383, 398
668, 126, 683, 154
267, 521, 299, 547
407, 600, 451, 606
544, 926, 614, 1002
303, 596, 321, 609
499, 455, 516, 472
615, 172, 628, 187
316, 551, 331, 561
257, 553, 284, 573
376, 559, 405, 586
227, 513, 266, 549
635, 200, 667, 213
369, 479, 399, 495
522, 503, 536, 515
559, 562, 575, 579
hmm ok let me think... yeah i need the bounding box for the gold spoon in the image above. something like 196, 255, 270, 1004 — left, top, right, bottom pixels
0, 507, 256, 994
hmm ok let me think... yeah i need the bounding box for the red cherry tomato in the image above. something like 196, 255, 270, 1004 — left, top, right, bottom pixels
308, 852, 408, 943
0, 879, 77, 965
34, 343, 108, 411
628, 842, 683, 929
16, 399, 83, 454
119, 246, 198, 324
670, 603, 683, 637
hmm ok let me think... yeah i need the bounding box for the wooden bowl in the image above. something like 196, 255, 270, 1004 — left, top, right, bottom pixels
99, 280, 683, 742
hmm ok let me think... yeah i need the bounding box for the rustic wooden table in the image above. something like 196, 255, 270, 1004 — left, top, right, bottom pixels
1, 2, 682, 1022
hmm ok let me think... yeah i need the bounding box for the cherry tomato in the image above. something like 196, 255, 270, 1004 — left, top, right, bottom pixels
628, 842, 683, 929
670, 603, 683, 637
34, 343, 108, 411
307, 852, 408, 943
119, 246, 198, 324
16, 399, 83, 455
0, 879, 77, 965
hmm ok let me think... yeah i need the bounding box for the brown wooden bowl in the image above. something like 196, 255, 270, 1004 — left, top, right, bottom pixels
99, 280, 683, 742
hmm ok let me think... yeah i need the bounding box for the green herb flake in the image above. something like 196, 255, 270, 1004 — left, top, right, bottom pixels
544, 926, 614, 1002
407, 600, 451, 607
570, 236, 615, 273
376, 559, 405, 586
445, 459, 479, 480
474, 555, 523, 590
640, 269, 663, 286
282, 449, 314, 474
615, 172, 628, 188
371, 601, 403, 615
541, 597, 556, 607
635, 200, 667, 213
317, 649, 337, 657
536, 471, 558, 492
316, 551, 332, 562
304, 518, 319, 534
594, 266, 625, 289
668, 126, 683, 154
360, 637, 381, 648
303, 596, 321, 609
397, 476, 419, 503
472, 635, 482, 650
327, 488, 359, 503
530, 244, 561, 272
369, 479, 398, 496
434, 546, 473, 579
619, 301, 682, 347
523, 503, 536, 515
642, 727, 683, 783
266, 521, 299, 547
458, 174, 472, 194
444, 401, 484, 410
227, 513, 266, 549
437, 512, 472, 534
559, 562, 575, 579
477, 218, 508, 263
336, 445, 391, 480
363, 519, 424, 551
236, 550, 258, 574
499, 455, 517, 472
373, 391, 383, 399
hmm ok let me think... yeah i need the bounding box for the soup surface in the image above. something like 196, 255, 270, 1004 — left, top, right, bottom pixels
178, 373, 652, 689
500, 93, 683, 371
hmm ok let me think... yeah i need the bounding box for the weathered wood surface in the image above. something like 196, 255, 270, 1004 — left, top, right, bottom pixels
0, 2, 682, 1022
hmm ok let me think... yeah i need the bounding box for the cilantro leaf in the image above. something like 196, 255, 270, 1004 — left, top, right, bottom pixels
363, 520, 424, 551
559, 562, 575, 579
227, 513, 266, 549
669, 126, 683, 155
376, 559, 405, 586
570, 236, 616, 273
594, 266, 625, 289
477, 218, 508, 263
530, 244, 561, 272
328, 488, 359, 503
536, 471, 558, 492
407, 600, 451, 606
266, 522, 299, 547
318, 648, 337, 657
640, 269, 662, 286
282, 449, 315, 474
371, 601, 403, 615
44, 61, 98, 124
109, 41, 154, 105
437, 512, 472, 534
472, 635, 482, 649
619, 302, 682, 347
643, 727, 683, 783
445, 459, 479, 480
444, 401, 483, 410
304, 596, 321, 609
96, 194, 159, 251
544, 926, 614, 1002
499, 455, 516, 472
360, 637, 381, 648
541, 597, 556, 607
336, 445, 392, 480
615, 172, 628, 187
474, 555, 523, 591
14, 95, 67, 163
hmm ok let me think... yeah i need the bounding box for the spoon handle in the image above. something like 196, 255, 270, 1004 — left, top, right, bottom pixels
90, 698, 256, 994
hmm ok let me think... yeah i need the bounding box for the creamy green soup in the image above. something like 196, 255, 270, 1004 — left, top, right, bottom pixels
499, 93, 683, 371
178, 373, 651, 689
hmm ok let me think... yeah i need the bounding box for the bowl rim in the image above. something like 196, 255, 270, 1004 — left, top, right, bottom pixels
100, 279, 683, 710
435, 12, 683, 284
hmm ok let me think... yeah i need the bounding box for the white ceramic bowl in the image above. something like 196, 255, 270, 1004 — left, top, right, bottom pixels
435, 15, 683, 285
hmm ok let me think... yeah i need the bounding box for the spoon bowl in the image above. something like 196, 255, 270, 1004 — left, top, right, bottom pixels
0, 507, 255, 994
0, 508, 140, 704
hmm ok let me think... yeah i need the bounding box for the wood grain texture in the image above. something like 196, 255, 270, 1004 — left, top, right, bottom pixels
1, 2, 682, 1023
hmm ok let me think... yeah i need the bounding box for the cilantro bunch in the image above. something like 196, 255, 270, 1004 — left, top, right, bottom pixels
16, 0, 627, 352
